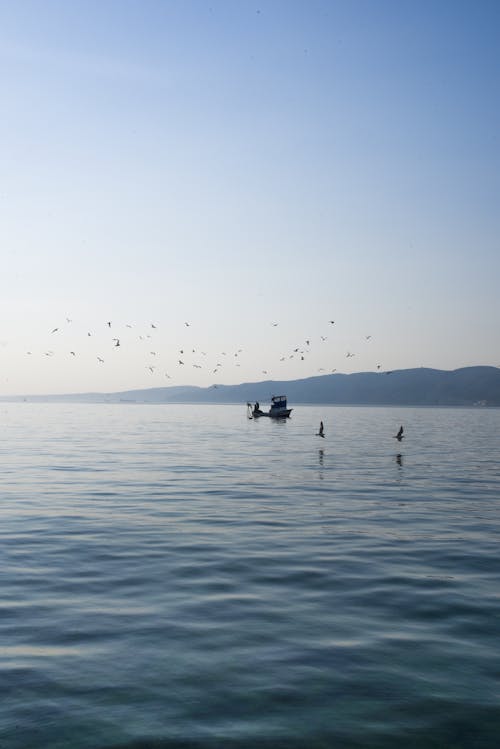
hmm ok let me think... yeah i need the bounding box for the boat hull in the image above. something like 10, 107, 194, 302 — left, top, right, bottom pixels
253, 409, 292, 419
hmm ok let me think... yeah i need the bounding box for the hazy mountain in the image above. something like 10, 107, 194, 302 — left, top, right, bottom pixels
4, 367, 500, 406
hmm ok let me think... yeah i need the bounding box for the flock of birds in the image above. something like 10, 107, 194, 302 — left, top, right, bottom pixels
28, 317, 392, 386
30, 315, 406, 446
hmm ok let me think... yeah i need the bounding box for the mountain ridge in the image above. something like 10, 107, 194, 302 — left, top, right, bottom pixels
3, 366, 500, 406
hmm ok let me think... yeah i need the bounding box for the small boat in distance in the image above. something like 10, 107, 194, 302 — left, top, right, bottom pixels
247, 395, 293, 419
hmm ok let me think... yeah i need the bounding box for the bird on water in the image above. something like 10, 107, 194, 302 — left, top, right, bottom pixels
394, 426, 404, 441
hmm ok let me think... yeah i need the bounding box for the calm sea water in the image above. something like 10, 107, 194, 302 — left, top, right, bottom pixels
1, 403, 499, 749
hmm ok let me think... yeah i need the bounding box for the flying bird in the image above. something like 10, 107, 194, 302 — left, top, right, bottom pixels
394, 426, 404, 441
97, 357, 104, 363
51, 328, 59, 333
316, 421, 325, 438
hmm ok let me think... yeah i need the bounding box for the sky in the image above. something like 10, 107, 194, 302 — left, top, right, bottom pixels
0, 0, 499, 395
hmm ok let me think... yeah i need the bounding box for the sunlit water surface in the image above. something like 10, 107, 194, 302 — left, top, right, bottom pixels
1, 403, 499, 748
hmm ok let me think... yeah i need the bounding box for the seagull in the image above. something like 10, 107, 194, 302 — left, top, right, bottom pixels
151, 323, 157, 329
97, 357, 104, 363
178, 360, 184, 365
70, 351, 76, 356
394, 426, 404, 441
51, 328, 59, 333
184, 322, 190, 327
316, 421, 325, 438
113, 339, 120, 347
107, 322, 112, 328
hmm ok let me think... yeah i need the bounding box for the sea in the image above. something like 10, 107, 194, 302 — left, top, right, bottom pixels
1, 403, 499, 749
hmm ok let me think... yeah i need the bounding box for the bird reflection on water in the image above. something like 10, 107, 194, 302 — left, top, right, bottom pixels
318, 448, 325, 480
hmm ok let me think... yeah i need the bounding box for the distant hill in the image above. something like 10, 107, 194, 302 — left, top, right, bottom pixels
4, 367, 500, 406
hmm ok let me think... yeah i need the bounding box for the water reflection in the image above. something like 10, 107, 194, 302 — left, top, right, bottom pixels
318, 448, 324, 480
396, 453, 403, 467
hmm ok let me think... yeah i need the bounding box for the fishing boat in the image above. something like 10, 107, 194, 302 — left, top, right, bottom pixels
247, 395, 293, 419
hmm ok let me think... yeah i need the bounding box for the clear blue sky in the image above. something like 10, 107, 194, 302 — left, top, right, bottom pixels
0, 0, 498, 395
